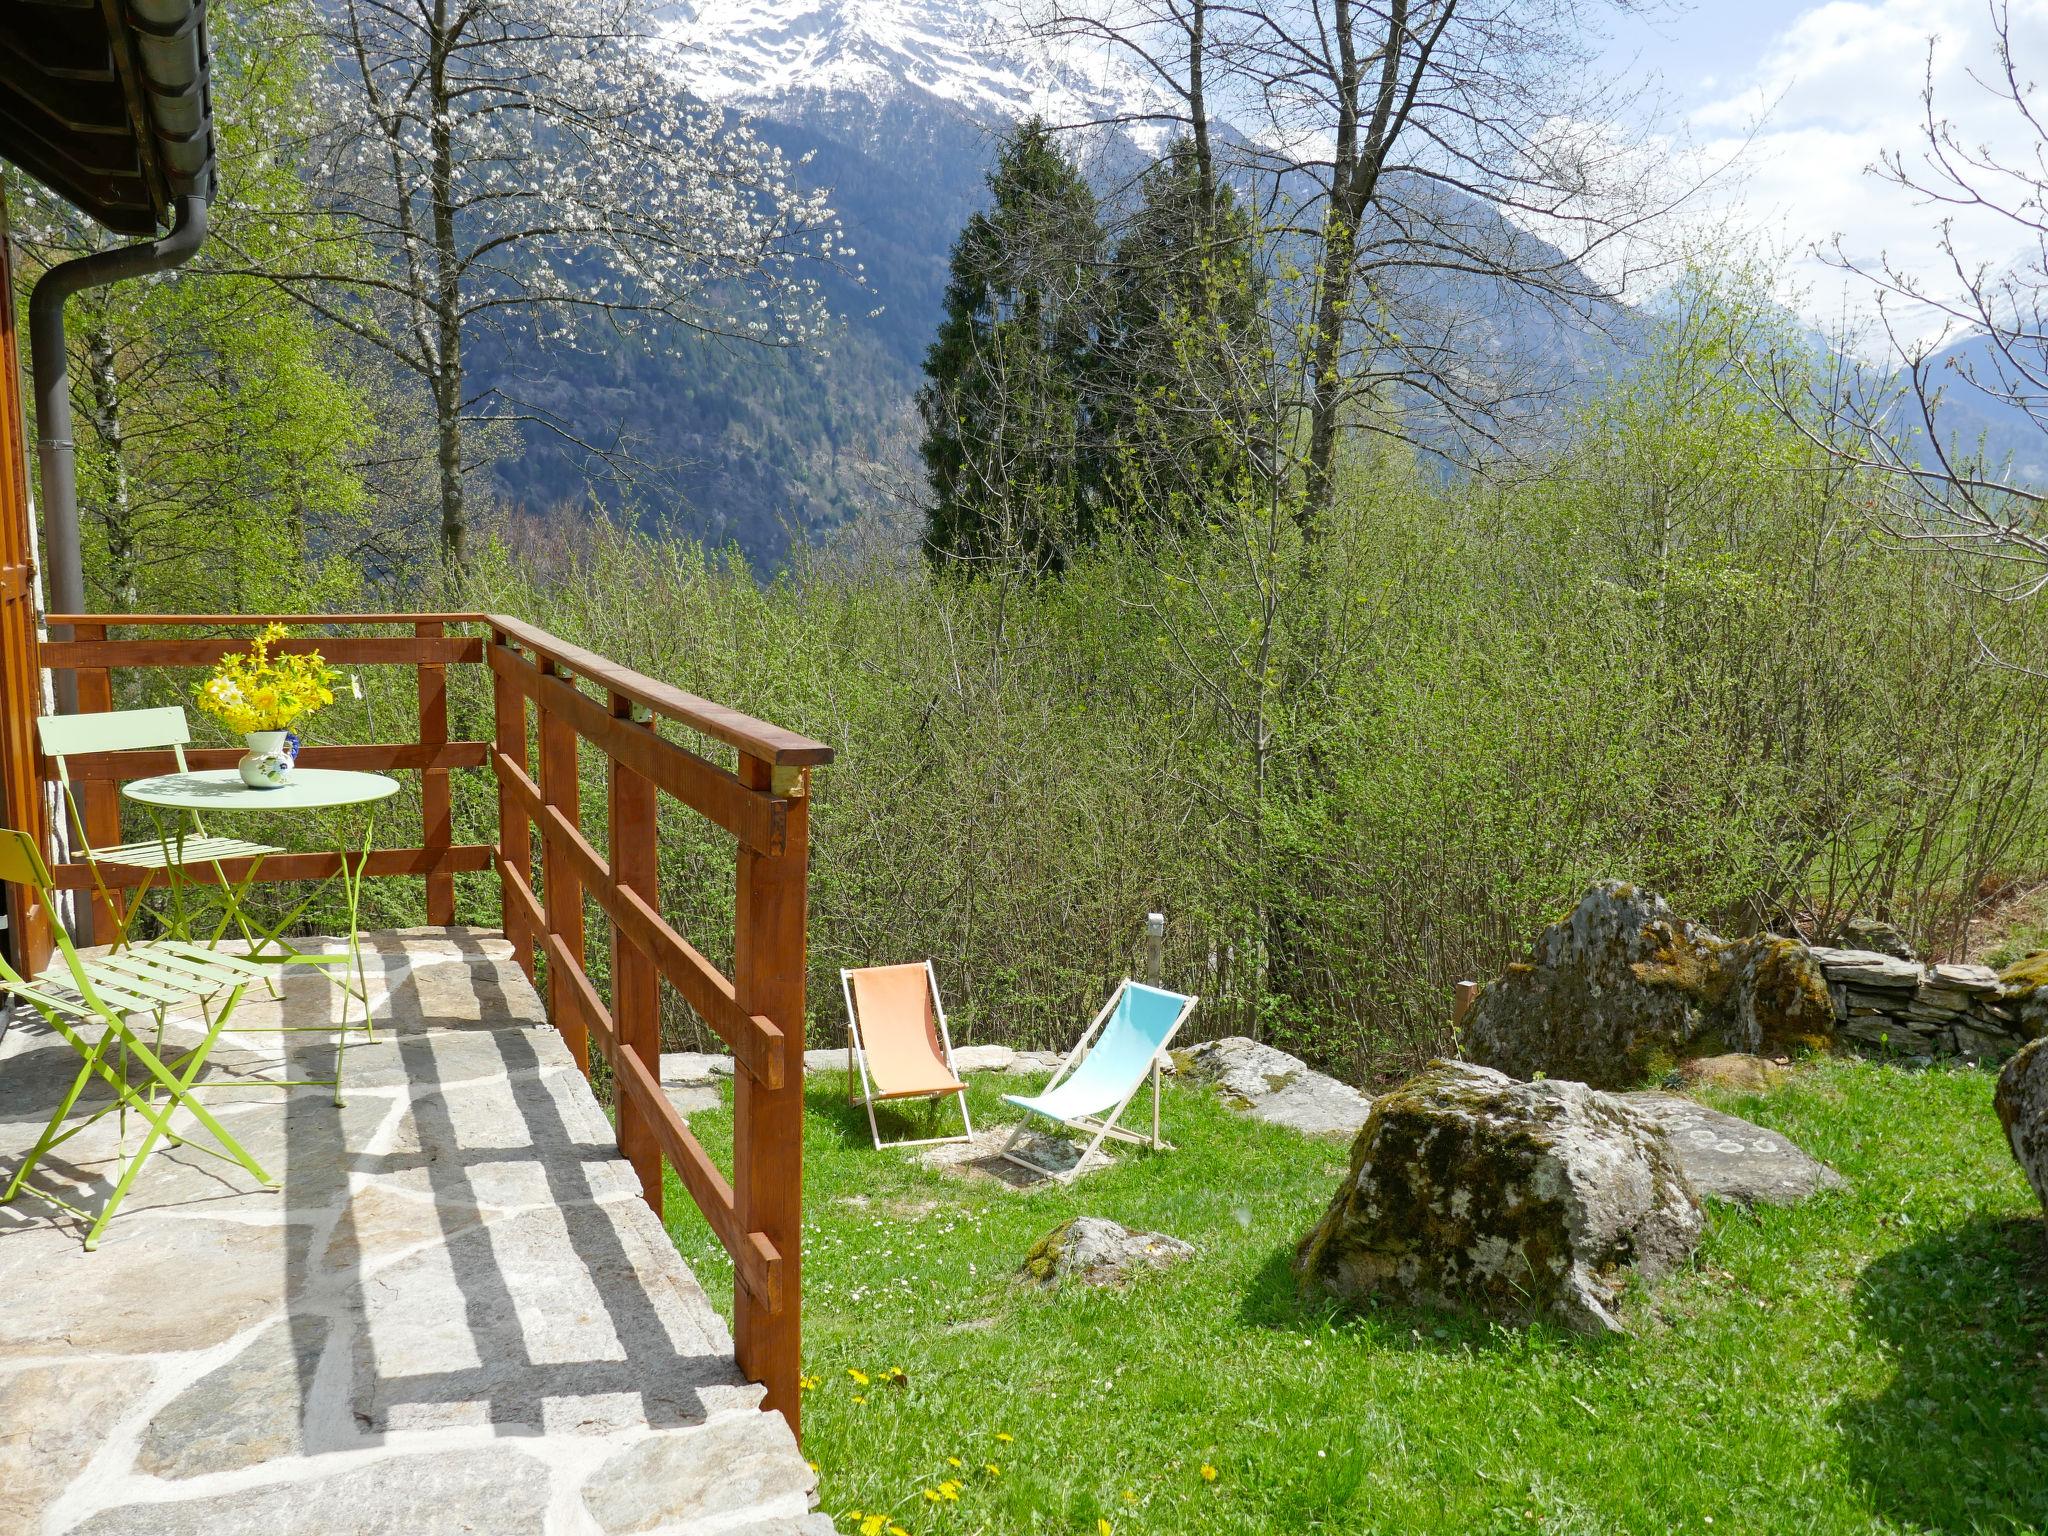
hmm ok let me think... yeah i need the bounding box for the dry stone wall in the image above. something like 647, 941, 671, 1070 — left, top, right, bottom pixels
1811, 947, 2036, 1061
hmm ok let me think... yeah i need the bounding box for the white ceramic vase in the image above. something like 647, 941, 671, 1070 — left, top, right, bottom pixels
238, 730, 293, 789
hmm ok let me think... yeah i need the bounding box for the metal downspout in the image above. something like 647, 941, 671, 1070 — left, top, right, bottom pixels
27, 192, 208, 706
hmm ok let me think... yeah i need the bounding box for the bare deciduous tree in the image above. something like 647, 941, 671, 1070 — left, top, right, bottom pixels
1788, 1, 2048, 633
246, 0, 845, 569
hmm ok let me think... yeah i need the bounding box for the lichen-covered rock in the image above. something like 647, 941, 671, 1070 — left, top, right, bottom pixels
1021, 1217, 1194, 1287
1838, 917, 1917, 961
1620, 1092, 1847, 1206
2000, 952, 2048, 1041
1295, 1061, 1702, 1334
1673, 1054, 1786, 1094
1464, 883, 1743, 1088
1731, 937, 1836, 1056
1175, 1037, 1374, 1138
1996, 1038, 2048, 1234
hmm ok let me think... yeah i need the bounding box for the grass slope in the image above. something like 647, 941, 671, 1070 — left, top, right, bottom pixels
661, 1061, 2047, 1536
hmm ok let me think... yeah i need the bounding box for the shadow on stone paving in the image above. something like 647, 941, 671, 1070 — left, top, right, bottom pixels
1835, 1214, 2048, 1534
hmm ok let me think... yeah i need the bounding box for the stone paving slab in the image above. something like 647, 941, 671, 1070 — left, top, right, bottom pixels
0, 928, 824, 1535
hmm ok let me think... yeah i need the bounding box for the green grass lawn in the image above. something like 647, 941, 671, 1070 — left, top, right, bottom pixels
660, 1060, 2048, 1536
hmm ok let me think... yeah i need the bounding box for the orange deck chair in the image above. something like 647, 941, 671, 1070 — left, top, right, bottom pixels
840, 961, 974, 1150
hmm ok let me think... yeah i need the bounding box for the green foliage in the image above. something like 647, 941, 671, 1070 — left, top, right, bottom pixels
8, 0, 409, 615
1096, 140, 1272, 531
454, 271, 2048, 1080
671, 1058, 2047, 1535
918, 120, 1106, 572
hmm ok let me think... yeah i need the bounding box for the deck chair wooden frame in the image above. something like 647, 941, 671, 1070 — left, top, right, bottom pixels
840, 960, 974, 1151
38, 706, 283, 949
999, 978, 1199, 1184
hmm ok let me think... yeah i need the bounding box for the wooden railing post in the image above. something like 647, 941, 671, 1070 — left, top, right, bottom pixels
609, 692, 661, 1213
69, 621, 120, 942
731, 753, 807, 1434
538, 658, 588, 1070
491, 627, 535, 986
416, 619, 454, 925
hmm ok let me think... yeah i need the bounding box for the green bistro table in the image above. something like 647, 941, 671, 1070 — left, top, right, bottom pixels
121, 768, 401, 1104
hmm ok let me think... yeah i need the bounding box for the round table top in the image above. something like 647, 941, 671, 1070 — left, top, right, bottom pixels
121, 767, 402, 812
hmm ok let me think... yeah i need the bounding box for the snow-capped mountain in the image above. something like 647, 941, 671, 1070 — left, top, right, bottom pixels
656, 0, 1179, 147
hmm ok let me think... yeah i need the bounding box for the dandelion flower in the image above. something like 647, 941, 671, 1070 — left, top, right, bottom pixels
946, 1457, 962, 1469
847, 1369, 870, 1387
994, 1432, 1014, 1444
1201, 1464, 1219, 1483
859, 1516, 885, 1536
983, 1463, 1001, 1477
1099, 1520, 1114, 1536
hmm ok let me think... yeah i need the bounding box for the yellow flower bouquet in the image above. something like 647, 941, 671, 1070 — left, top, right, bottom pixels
195, 625, 339, 787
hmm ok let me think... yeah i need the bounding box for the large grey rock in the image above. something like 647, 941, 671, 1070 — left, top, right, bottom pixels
1621, 1092, 1846, 1206
1837, 917, 1916, 961
1021, 1217, 1195, 1287
1464, 882, 1740, 1088
1297, 1061, 1703, 1334
1996, 1037, 2048, 1234
1466, 886, 1848, 1085
1807, 947, 1923, 989
951, 1043, 1018, 1072
1176, 1036, 1374, 1138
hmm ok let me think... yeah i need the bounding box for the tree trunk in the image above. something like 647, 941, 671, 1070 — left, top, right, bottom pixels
429, 0, 466, 571
82, 318, 138, 611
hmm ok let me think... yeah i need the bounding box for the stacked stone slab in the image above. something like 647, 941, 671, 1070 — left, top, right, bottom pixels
1810, 947, 2029, 1060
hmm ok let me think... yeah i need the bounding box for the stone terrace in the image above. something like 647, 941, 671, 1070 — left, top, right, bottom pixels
0, 928, 828, 1536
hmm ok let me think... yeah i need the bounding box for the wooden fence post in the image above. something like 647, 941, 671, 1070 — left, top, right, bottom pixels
731, 754, 806, 1435
416, 620, 454, 925
538, 658, 587, 1070
609, 691, 661, 1213
68, 621, 119, 943
491, 628, 535, 986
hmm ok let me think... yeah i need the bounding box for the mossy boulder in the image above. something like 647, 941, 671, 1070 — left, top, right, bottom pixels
1996, 1038, 2048, 1236
1732, 937, 1836, 1056
1021, 1217, 1194, 1288
1464, 882, 1745, 1088
2000, 951, 2048, 1040
1295, 1061, 1703, 1334
1465, 884, 1840, 1085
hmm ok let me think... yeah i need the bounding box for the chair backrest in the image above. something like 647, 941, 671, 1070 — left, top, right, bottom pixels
1053, 980, 1196, 1113
0, 826, 51, 890
846, 962, 952, 1090
38, 706, 192, 769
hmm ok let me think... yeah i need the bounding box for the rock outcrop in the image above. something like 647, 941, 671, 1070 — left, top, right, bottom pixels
1466, 884, 2038, 1081
1620, 1092, 1847, 1206
1021, 1217, 1194, 1287
1296, 1061, 1702, 1334
1174, 1037, 1373, 1138
1996, 1037, 2048, 1234
1464, 883, 1748, 1088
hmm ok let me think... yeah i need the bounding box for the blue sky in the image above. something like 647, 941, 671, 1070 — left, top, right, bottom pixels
1586, 1, 2048, 342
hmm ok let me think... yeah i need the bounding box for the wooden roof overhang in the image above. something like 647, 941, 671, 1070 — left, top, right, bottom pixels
0, 0, 214, 236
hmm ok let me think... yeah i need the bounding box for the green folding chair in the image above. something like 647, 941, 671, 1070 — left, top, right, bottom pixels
38, 706, 282, 949
0, 828, 277, 1249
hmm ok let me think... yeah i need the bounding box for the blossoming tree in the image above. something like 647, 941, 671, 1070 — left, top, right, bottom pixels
247, 0, 844, 568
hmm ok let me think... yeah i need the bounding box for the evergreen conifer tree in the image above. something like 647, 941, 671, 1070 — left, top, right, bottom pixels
917, 120, 1105, 573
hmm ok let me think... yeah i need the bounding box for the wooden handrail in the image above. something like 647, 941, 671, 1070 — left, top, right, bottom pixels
45, 611, 488, 626
486, 620, 824, 1434
486, 613, 832, 768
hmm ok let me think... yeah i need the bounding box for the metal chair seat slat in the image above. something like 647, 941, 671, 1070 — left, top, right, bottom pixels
88, 835, 283, 870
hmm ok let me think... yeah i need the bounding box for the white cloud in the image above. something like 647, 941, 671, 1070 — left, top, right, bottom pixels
1679, 0, 2048, 347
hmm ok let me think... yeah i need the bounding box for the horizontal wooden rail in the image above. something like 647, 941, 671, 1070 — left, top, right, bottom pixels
494, 747, 785, 1089
45, 635, 481, 668
61, 742, 490, 780
46, 611, 487, 626
487, 613, 831, 768
488, 642, 789, 855
48, 843, 493, 891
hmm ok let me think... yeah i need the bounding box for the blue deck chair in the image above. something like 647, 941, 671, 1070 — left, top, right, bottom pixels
999, 979, 1198, 1182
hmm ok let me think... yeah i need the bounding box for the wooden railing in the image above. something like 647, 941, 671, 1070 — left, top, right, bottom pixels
33, 611, 831, 1434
